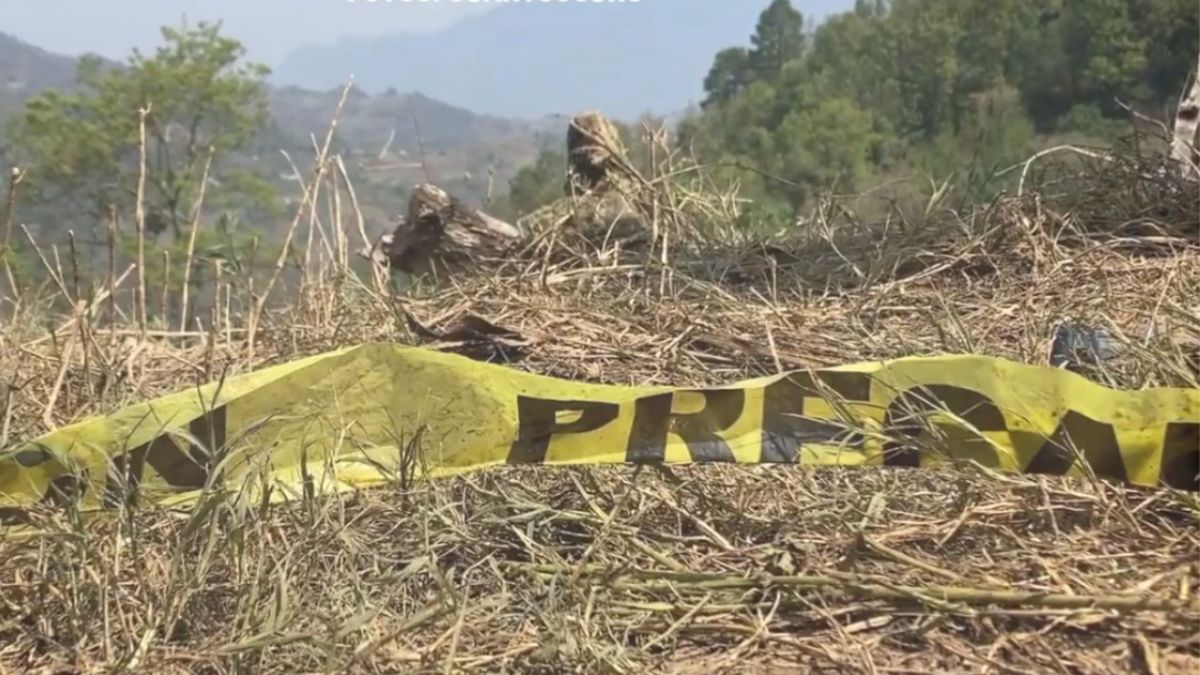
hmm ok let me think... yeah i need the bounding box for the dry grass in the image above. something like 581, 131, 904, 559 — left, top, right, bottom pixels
1, 465, 1197, 674
0, 104, 1198, 672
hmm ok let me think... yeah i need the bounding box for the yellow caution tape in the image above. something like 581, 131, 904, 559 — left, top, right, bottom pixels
2, 344, 1197, 526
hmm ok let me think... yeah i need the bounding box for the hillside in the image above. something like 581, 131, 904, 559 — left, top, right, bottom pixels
0, 31, 79, 120
0, 32, 557, 227
274, 0, 852, 118
261, 86, 558, 220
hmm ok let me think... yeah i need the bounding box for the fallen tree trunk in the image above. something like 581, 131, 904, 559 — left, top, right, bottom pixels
368, 183, 522, 276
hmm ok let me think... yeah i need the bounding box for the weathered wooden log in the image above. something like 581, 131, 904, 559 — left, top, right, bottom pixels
370, 183, 522, 276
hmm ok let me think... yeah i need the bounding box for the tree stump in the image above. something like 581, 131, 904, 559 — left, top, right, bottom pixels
372, 183, 521, 276
566, 110, 627, 194
362, 110, 651, 276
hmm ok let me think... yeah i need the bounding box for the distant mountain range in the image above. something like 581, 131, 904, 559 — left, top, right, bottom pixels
274, 0, 802, 119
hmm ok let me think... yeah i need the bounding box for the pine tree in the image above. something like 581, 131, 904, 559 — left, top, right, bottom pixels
702, 47, 753, 108
749, 0, 805, 80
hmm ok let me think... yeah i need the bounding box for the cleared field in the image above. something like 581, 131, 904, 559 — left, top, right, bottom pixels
1, 126, 1197, 672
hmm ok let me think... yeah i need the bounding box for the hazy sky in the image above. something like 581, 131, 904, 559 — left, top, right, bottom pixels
1, 2, 855, 68
1, 0, 856, 117
0, 0, 494, 64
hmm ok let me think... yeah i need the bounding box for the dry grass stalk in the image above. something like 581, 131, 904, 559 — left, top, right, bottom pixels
1, 166, 24, 299
334, 155, 387, 295
0, 465, 1196, 673
106, 204, 118, 345
302, 164, 323, 286
178, 150, 214, 333
160, 249, 171, 324
247, 79, 354, 359
135, 104, 151, 342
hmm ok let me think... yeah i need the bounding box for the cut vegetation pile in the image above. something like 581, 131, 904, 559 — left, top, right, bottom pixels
0, 110, 1197, 672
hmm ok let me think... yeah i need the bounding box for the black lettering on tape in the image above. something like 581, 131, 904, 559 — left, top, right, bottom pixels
625, 393, 672, 463
102, 405, 228, 506
0, 443, 65, 519
761, 372, 872, 463
1022, 410, 1128, 483
1158, 422, 1197, 491
882, 385, 1007, 467
0, 474, 89, 525
12, 445, 54, 467
507, 397, 620, 463
625, 390, 746, 463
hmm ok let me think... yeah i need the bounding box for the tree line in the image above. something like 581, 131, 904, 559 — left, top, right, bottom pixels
509, 0, 1198, 229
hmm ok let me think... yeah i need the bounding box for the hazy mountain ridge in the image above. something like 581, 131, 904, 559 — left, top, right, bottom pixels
0, 32, 81, 119
267, 85, 558, 154
274, 1, 782, 119
260, 84, 561, 222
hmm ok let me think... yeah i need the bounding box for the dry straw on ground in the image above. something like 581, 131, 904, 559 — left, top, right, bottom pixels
0, 97, 1197, 673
